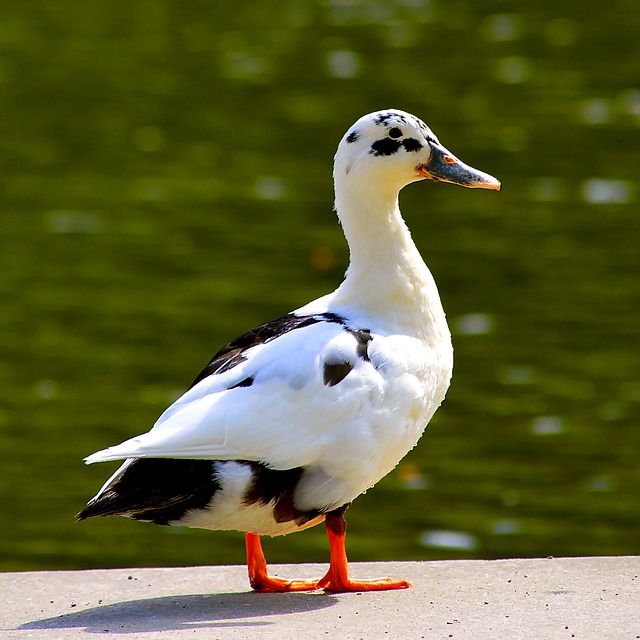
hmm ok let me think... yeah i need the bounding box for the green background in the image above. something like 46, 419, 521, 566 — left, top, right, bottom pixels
1, 0, 639, 571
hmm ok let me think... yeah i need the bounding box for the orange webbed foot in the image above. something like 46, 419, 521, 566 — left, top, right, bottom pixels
317, 508, 412, 592
317, 569, 411, 593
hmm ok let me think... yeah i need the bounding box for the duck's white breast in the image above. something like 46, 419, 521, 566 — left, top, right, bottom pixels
291, 331, 452, 512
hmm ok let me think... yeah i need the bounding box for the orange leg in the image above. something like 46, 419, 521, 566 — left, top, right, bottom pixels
316, 509, 412, 593
245, 532, 319, 592
245, 508, 411, 593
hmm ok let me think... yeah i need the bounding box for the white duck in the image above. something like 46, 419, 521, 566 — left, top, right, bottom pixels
79, 109, 500, 592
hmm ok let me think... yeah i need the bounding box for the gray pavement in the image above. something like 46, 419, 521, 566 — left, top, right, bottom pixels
1, 557, 639, 639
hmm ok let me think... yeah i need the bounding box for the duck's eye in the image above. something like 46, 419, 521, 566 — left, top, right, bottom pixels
388, 127, 403, 139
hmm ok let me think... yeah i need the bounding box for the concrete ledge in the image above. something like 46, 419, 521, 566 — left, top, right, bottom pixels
1, 557, 638, 639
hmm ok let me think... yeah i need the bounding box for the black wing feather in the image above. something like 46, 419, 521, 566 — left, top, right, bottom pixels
188, 312, 348, 388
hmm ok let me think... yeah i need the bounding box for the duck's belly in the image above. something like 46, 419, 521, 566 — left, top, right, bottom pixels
172, 460, 325, 536
178, 500, 324, 536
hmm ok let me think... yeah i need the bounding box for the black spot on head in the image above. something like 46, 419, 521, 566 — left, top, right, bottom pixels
323, 361, 353, 387
374, 113, 394, 125
370, 138, 402, 156
402, 137, 423, 152
410, 117, 436, 143
389, 127, 403, 139
374, 111, 407, 126
346, 130, 359, 143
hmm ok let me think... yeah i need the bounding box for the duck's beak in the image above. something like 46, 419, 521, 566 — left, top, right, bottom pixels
418, 142, 501, 191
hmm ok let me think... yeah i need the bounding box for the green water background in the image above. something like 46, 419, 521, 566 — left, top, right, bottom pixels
1, 1, 639, 571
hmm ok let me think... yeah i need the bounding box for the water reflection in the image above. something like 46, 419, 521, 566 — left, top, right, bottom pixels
581, 179, 634, 204
481, 14, 524, 43
491, 519, 520, 535
495, 56, 532, 84
530, 416, 565, 436
453, 313, 494, 336
421, 530, 479, 552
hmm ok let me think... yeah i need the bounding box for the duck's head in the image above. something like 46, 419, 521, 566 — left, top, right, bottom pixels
334, 109, 501, 194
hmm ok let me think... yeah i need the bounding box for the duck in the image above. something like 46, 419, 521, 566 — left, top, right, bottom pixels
78, 109, 500, 593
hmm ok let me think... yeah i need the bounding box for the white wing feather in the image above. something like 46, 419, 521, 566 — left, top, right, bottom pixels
84, 322, 386, 470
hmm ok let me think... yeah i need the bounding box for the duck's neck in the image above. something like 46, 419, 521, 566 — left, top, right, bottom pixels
332, 176, 449, 343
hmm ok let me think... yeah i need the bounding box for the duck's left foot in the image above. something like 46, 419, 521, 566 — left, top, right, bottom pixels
318, 508, 412, 592
316, 571, 411, 593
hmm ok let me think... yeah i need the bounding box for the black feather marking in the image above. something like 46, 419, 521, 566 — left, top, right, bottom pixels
374, 112, 406, 126
242, 462, 323, 526
229, 376, 254, 389
191, 312, 346, 387
323, 361, 353, 387
346, 130, 359, 143
77, 459, 220, 525
371, 138, 402, 156
191, 347, 248, 383
349, 329, 372, 362
189, 312, 347, 388
402, 137, 423, 152
411, 116, 434, 139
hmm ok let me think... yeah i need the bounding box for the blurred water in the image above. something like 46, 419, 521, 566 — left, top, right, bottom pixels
0, 1, 639, 571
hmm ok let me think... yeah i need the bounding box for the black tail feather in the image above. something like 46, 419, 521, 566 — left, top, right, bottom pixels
77, 458, 220, 526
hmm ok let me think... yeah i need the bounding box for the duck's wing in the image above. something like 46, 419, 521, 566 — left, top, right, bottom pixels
84, 312, 383, 470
